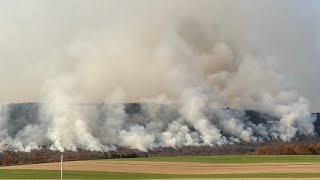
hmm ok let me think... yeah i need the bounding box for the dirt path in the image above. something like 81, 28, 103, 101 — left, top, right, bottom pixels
1, 160, 320, 174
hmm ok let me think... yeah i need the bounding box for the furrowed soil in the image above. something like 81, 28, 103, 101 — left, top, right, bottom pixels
1, 160, 320, 174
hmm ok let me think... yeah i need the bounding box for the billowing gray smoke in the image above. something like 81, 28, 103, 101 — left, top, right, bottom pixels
0, 0, 319, 151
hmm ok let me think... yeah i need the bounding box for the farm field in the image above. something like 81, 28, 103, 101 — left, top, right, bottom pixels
1, 169, 320, 179
1, 156, 320, 179
110, 155, 320, 163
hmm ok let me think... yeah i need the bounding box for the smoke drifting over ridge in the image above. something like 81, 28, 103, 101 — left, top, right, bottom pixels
0, 0, 319, 151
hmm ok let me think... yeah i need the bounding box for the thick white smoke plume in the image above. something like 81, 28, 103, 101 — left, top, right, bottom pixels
0, 0, 318, 151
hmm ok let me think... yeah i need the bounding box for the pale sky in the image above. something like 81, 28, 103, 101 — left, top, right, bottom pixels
0, 0, 319, 111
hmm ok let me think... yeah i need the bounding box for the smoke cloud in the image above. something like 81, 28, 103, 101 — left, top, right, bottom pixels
0, 0, 319, 151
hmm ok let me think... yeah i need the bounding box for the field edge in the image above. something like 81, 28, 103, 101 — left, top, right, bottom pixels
2, 169, 320, 179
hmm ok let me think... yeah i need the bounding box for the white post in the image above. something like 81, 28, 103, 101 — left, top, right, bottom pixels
61, 155, 63, 180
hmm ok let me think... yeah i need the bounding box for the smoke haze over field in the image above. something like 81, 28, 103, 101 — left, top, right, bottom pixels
0, 0, 319, 151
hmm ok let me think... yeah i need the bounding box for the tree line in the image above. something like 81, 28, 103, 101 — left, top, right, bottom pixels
255, 143, 320, 155
2, 138, 320, 166
0, 148, 148, 166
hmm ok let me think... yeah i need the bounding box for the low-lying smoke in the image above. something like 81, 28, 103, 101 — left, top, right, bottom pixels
0, 0, 318, 152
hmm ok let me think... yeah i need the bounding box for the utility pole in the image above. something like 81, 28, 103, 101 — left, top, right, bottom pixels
61, 154, 63, 180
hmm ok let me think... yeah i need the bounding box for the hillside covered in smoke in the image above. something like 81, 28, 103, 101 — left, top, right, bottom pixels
0, 1, 319, 152
0, 103, 318, 152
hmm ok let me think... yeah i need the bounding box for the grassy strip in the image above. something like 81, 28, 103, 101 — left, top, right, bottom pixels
1, 170, 320, 179
107, 155, 320, 163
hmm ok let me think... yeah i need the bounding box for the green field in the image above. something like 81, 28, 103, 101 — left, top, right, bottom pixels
2, 155, 320, 179
107, 155, 320, 163
1, 169, 320, 179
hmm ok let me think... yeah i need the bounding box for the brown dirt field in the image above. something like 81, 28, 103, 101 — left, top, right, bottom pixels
1, 160, 320, 174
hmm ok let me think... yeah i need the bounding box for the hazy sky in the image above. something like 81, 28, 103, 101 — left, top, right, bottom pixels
0, 0, 319, 111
